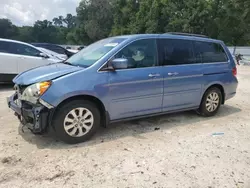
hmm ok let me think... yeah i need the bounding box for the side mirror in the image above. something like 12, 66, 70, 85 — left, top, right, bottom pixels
111, 58, 128, 70
101, 58, 129, 71
39, 53, 49, 59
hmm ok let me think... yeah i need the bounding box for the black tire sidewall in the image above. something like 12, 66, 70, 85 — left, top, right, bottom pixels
53, 100, 100, 144
199, 87, 222, 117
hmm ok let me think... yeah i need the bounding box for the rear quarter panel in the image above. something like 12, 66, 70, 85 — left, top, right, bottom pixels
202, 66, 238, 100
202, 43, 238, 102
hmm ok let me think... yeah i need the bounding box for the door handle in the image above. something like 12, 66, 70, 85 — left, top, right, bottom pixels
148, 73, 160, 78
168, 72, 179, 76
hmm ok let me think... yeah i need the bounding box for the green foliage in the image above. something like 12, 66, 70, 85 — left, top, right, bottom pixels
0, 19, 18, 39
63, 14, 77, 28
16, 26, 34, 42
77, 0, 113, 42
111, 0, 140, 35
0, 0, 249, 45
52, 17, 63, 27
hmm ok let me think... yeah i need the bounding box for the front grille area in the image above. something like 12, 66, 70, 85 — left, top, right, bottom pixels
22, 101, 33, 109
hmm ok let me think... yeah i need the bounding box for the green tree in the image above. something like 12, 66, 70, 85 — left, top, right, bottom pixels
0, 0, 250, 46
66, 26, 91, 44
207, 0, 250, 46
160, 0, 211, 34
77, 0, 113, 42
32, 20, 65, 43
53, 17, 63, 27
16, 26, 34, 42
111, 0, 139, 35
133, 0, 164, 34
63, 14, 77, 28
53, 16, 65, 27
0, 19, 18, 39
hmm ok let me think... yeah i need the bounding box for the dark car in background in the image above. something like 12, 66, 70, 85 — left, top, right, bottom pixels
31, 43, 75, 58
77, 45, 86, 51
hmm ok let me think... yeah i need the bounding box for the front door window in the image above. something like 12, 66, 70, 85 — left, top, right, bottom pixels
115, 39, 158, 68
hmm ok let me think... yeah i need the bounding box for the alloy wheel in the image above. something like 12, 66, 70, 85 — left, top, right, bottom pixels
63, 108, 94, 137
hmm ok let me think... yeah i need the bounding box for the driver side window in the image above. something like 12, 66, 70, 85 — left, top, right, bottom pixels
115, 39, 157, 69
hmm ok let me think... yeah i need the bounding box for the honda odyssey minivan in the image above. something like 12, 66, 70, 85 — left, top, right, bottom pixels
7, 33, 238, 144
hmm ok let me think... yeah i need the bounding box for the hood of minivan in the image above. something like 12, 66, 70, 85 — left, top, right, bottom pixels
13, 63, 82, 85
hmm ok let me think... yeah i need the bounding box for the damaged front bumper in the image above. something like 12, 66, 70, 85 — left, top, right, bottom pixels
7, 93, 52, 133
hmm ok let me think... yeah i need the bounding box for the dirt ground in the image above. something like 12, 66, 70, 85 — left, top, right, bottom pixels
0, 66, 249, 188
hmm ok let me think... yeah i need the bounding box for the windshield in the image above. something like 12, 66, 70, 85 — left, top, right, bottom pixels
66, 37, 127, 67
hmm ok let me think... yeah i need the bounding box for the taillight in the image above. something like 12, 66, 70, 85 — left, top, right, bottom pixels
232, 67, 237, 76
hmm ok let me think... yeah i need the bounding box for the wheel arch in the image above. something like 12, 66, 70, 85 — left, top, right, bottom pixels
49, 94, 109, 128
203, 83, 225, 104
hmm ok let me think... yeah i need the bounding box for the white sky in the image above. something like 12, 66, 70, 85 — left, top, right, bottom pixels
0, 0, 81, 26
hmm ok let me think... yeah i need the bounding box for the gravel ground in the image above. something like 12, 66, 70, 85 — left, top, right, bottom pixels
0, 66, 249, 188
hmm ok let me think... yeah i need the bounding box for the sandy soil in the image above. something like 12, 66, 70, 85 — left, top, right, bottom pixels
0, 66, 249, 188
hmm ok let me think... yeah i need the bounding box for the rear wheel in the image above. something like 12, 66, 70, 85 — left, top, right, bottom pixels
198, 87, 222, 117
53, 100, 100, 144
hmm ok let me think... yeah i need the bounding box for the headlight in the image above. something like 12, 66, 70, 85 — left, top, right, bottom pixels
21, 81, 51, 103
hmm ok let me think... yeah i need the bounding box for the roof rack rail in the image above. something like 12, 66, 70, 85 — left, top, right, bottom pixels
166, 32, 209, 38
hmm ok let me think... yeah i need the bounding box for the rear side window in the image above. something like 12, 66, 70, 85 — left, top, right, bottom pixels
158, 39, 195, 66
194, 41, 228, 63
0, 41, 13, 54
0, 41, 41, 57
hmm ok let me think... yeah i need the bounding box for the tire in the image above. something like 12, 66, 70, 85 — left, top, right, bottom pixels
52, 100, 100, 144
198, 87, 222, 117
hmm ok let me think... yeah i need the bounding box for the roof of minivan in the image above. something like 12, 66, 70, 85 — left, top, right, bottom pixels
112, 34, 223, 43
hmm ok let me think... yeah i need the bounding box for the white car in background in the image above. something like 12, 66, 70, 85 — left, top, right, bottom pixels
37, 47, 68, 60
0, 38, 62, 83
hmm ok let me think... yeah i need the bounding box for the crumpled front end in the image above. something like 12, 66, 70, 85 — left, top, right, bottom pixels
7, 85, 54, 133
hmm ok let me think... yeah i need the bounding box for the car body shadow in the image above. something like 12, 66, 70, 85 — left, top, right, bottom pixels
18, 104, 241, 149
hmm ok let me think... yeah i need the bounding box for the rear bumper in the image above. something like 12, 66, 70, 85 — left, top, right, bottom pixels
225, 78, 238, 101
225, 92, 236, 101
7, 93, 49, 133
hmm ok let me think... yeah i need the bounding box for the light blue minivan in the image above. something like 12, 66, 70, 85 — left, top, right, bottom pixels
7, 33, 238, 144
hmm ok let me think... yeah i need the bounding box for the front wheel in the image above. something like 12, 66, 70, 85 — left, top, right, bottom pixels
198, 87, 222, 117
53, 100, 100, 144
